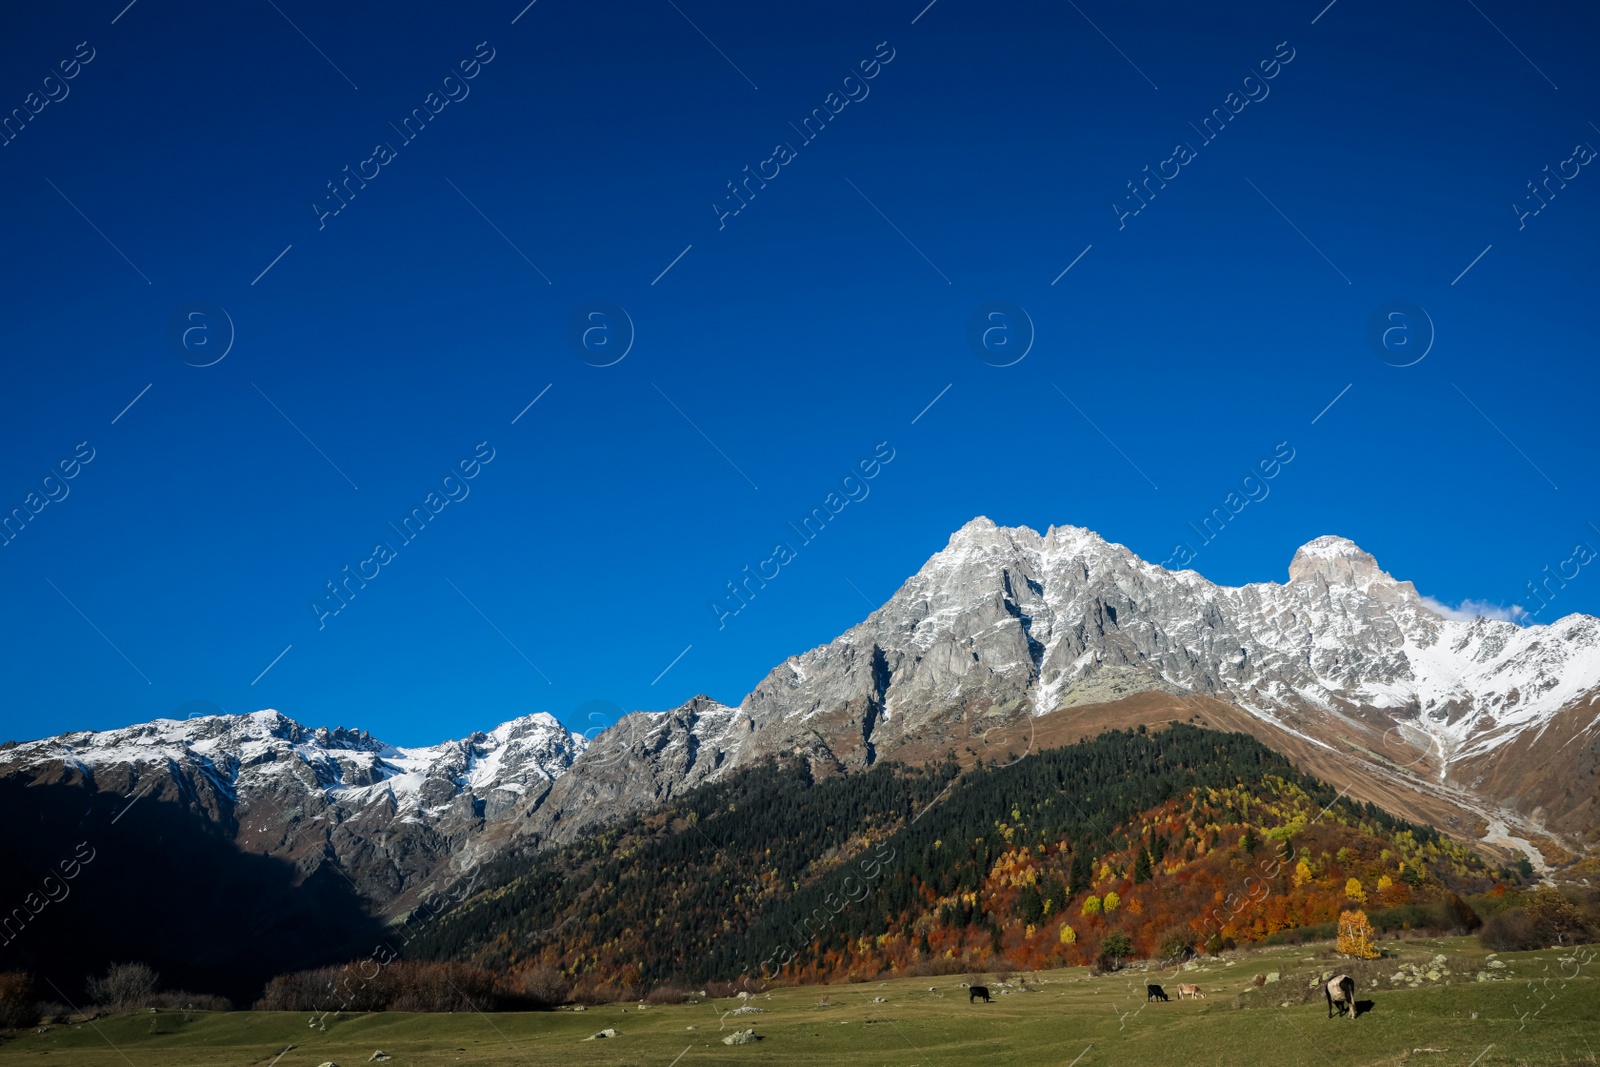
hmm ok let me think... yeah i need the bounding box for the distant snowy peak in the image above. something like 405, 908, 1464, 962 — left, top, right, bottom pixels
0, 708, 586, 816
1287, 535, 1399, 592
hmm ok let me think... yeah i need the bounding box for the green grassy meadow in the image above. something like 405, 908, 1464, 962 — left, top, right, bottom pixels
4, 939, 1594, 1067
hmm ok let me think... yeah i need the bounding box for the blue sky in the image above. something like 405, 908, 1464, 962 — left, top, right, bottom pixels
1, 0, 1597, 746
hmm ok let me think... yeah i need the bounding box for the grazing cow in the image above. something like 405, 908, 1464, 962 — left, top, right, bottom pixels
1146, 984, 1169, 1002
969, 986, 990, 1004
1175, 983, 1205, 999
1325, 974, 1356, 1020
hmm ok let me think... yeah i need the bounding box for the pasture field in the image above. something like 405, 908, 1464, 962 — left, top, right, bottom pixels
3, 939, 1593, 1067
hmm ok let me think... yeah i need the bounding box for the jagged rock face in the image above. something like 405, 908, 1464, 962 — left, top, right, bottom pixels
0, 709, 584, 907
720, 520, 1600, 790
479, 696, 754, 857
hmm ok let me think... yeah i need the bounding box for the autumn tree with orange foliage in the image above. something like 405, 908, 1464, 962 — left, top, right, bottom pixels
1336, 910, 1380, 959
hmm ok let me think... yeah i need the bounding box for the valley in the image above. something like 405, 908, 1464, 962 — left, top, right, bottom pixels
3, 520, 1597, 1006
3, 939, 1592, 1067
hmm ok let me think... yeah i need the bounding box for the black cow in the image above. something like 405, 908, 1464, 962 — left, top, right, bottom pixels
969, 985, 990, 1003
1146, 984, 1169, 1002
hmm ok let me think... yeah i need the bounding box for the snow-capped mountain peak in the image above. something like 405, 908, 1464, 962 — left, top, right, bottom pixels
1287, 535, 1394, 590
0, 707, 587, 904
715, 520, 1599, 854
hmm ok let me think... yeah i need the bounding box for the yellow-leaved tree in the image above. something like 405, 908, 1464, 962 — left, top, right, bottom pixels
1336, 910, 1380, 959
1059, 924, 1076, 944
1103, 891, 1120, 913
1344, 877, 1367, 902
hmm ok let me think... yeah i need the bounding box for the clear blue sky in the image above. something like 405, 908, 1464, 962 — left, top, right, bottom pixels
2, 0, 1597, 746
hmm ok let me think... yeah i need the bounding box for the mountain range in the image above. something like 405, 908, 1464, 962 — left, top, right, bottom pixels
3, 518, 1595, 992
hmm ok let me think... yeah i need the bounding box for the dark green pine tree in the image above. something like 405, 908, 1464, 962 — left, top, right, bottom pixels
1133, 848, 1153, 884
1020, 885, 1043, 925
1041, 876, 1066, 916
1068, 850, 1092, 897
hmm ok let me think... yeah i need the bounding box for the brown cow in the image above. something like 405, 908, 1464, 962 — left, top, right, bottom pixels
1325, 974, 1356, 1020
1175, 983, 1206, 999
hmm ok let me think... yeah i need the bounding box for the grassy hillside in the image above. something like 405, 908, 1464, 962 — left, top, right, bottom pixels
6, 938, 1594, 1067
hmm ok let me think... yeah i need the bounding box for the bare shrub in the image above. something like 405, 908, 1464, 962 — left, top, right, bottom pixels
0, 973, 37, 1028
644, 985, 691, 1005
907, 957, 970, 977
255, 961, 498, 1013
86, 963, 159, 1011
1156, 925, 1196, 963
1526, 888, 1599, 946
387, 963, 497, 1013
1090, 953, 1123, 975
255, 967, 338, 1012
568, 976, 625, 1006
508, 965, 570, 1008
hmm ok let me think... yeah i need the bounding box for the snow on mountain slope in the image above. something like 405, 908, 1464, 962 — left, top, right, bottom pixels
0, 708, 587, 906
707, 519, 1600, 859
0, 709, 584, 815
468, 518, 1600, 867
7, 516, 1597, 900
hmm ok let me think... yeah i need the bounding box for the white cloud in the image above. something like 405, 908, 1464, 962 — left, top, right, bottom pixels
1419, 595, 1528, 624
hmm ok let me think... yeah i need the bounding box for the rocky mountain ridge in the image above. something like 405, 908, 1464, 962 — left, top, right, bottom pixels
0, 708, 586, 904
5, 518, 1597, 912
495, 518, 1600, 869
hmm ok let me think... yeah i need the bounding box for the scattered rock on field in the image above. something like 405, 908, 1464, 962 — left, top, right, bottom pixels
723, 1028, 759, 1045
